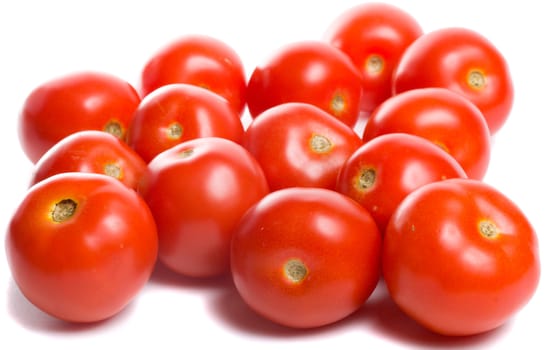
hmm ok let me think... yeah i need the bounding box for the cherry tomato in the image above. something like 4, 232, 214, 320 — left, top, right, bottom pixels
362, 88, 491, 180
231, 187, 381, 328
336, 133, 467, 233
30, 130, 147, 190
5, 173, 158, 323
246, 40, 364, 127
138, 137, 269, 278
243, 102, 362, 191
392, 27, 514, 134
127, 83, 244, 163
19, 71, 141, 163
324, 2, 422, 113
139, 34, 246, 116
383, 178, 540, 336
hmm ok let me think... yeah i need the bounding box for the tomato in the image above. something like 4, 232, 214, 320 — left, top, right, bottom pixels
127, 83, 244, 163
19, 71, 141, 163
323, 2, 422, 113
246, 40, 364, 127
392, 27, 514, 134
362, 88, 491, 180
139, 34, 246, 116
30, 130, 147, 190
5, 173, 158, 323
243, 102, 362, 191
230, 187, 381, 328
336, 133, 467, 233
383, 178, 540, 336
138, 137, 269, 278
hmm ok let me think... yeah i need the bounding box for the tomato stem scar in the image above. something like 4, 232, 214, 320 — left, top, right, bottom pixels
283, 259, 308, 283
167, 122, 183, 140
330, 93, 346, 115
51, 199, 77, 223
309, 134, 333, 154
479, 220, 499, 239
104, 120, 123, 139
104, 163, 122, 179
467, 70, 486, 90
358, 168, 376, 190
365, 54, 384, 74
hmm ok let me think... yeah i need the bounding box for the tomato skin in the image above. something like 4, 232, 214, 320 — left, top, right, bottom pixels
336, 133, 467, 233
362, 88, 491, 180
5, 173, 158, 323
138, 137, 269, 278
246, 40, 364, 127
139, 34, 246, 116
243, 102, 362, 191
30, 130, 147, 190
324, 2, 423, 112
231, 187, 381, 328
127, 83, 244, 163
19, 71, 141, 163
382, 178, 540, 336
392, 27, 514, 134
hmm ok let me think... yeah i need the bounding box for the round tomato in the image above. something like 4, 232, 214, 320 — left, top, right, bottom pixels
231, 187, 381, 328
127, 83, 244, 163
139, 34, 246, 116
246, 40, 364, 127
138, 137, 269, 278
5, 173, 158, 323
243, 102, 362, 191
336, 133, 467, 233
30, 130, 147, 190
362, 88, 491, 180
383, 178, 540, 336
323, 2, 422, 113
392, 27, 514, 134
19, 71, 141, 163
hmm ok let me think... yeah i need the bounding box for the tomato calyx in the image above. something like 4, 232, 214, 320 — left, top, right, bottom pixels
365, 54, 385, 75
478, 219, 499, 239
51, 198, 77, 223
309, 134, 333, 154
166, 122, 183, 140
103, 120, 124, 139
283, 258, 308, 284
467, 70, 487, 91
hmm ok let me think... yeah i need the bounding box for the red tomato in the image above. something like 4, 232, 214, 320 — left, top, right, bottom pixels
5, 173, 158, 323
246, 41, 364, 127
230, 187, 382, 328
139, 34, 246, 116
336, 133, 467, 233
127, 83, 245, 163
362, 88, 491, 180
392, 27, 514, 134
383, 178, 540, 336
19, 71, 141, 163
138, 137, 269, 278
30, 130, 147, 190
243, 102, 362, 191
324, 2, 423, 113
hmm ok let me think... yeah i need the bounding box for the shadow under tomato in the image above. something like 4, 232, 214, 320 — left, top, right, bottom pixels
6, 277, 135, 333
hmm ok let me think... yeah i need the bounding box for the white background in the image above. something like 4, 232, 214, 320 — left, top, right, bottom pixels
1, 1, 544, 349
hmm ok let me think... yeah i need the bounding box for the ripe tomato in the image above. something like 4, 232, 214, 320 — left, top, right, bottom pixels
323, 2, 422, 113
231, 187, 381, 328
246, 40, 364, 127
127, 83, 244, 163
19, 71, 141, 163
243, 102, 362, 191
383, 178, 540, 336
336, 133, 467, 233
5, 173, 158, 323
362, 88, 491, 180
392, 27, 514, 134
30, 130, 147, 190
139, 34, 246, 116
138, 137, 269, 278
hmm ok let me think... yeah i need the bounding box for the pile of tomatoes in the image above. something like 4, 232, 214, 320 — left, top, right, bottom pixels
5, 2, 540, 338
